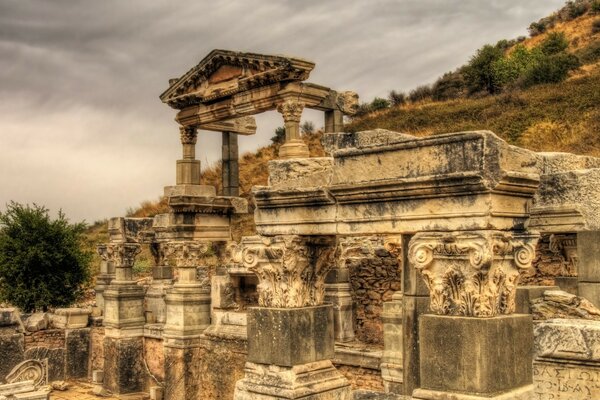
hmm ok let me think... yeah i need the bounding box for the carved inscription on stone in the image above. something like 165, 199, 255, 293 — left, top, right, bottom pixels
533, 361, 600, 399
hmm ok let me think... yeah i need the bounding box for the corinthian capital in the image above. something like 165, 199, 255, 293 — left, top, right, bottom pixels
408, 231, 538, 317
549, 233, 578, 276
179, 125, 197, 145
100, 243, 141, 268
164, 241, 212, 267
276, 100, 305, 123
230, 235, 336, 307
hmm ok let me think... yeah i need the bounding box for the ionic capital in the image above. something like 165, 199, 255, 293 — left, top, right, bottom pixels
276, 100, 305, 123
230, 235, 336, 307
408, 231, 538, 317
179, 125, 198, 145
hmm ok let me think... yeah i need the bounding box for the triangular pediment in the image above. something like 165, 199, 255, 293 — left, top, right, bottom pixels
160, 49, 315, 109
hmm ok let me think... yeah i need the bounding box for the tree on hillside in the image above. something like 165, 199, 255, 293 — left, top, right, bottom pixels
0, 202, 91, 312
464, 43, 506, 95
300, 121, 315, 135
271, 126, 286, 144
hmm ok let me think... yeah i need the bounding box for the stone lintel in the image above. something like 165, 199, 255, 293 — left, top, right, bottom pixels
199, 116, 257, 135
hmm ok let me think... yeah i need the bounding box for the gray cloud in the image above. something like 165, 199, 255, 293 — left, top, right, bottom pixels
0, 0, 565, 221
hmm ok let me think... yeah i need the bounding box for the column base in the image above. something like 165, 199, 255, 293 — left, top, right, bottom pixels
234, 360, 352, 400
412, 385, 533, 399
163, 345, 201, 400
278, 140, 310, 159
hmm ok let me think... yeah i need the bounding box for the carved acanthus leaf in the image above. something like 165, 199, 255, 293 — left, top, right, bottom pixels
164, 241, 212, 267
408, 231, 538, 317
179, 126, 198, 145
101, 243, 141, 268
276, 101, 304, 123
231, 235, 336, 307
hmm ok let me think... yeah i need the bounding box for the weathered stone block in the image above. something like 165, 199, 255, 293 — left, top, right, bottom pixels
0, 333, 25, 382
554, 276, 579, 295
247, 305, 334, 367
515, 285, 558, 314
579, 231, 600, 283
65, 328, 90, 379
419, 314, 533, 395
51, 308, 90, 329
0, 308, 20, 327
103, 337, 144, 395
534, 319, 600, 362
25, 314, 48, 333
24, 347, 65, 382
578, 283, 600, 309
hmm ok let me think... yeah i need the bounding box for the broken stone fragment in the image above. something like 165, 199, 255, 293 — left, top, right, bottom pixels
25, 313, 48, 332
531, 289, 600, 320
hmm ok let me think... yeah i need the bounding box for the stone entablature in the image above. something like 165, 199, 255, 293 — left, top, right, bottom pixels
230, 235, 336, 308
253, 130, 541, 236
408, 231, 538, 317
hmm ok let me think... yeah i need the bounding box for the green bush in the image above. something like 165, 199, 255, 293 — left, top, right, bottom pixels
432, 71, 466, 101
0, 202, 91, 312
370, 97, 391, 111
492, 45, 540, 89
464, 43, 505, 94
565, 0, 589, 19
529, 21, 547, 36
576, 40, 600, 63
520, 53, 580, 87
388, 90, 407, 106
270, 126, 286, 144
300, 121, 315, 135
408, 85, 433, 102
540, 32, 570, 55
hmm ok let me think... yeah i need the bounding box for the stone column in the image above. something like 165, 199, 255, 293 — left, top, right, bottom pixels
276, 100, 310, 159
324, 109, 343, 133
177, 125, 201, 186
410, 231, 539, 400
95, 244, 116, 313
163, 241, 212, 400
101, 243, 146, 395
324, 267, 354, 342
232, 235, 352, 400
549, 233, 579, 295
222, 132, 239, 196
577, 231, 600, 307
380, 237, 404, 394
145, 242, 173, 324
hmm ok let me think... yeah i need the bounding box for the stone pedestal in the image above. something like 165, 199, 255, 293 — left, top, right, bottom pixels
163, 241, 212, 400
414, 314, 533, 399
380, 292, 403, 394
324, 268, 354, 342
577, 231, 600, 307
103, 336, 145, 395
235, 305, 351, 399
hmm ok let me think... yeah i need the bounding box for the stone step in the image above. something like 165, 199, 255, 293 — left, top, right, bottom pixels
13, 390, 50, 400
0, 381, 36, 395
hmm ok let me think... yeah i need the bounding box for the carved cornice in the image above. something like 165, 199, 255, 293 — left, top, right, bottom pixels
179, 126, 198, 145
99, 243, 141, 268
549, 233, 578, 276
230, 235, 336, 307
408, 231, 538, 317
276, 101, 305, 123
165, 241, 212, 267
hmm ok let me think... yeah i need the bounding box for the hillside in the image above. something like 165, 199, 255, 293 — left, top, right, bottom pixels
98, 1, 600, 253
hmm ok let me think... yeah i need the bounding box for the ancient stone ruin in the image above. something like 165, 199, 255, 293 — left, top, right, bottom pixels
2, 49, 600, 400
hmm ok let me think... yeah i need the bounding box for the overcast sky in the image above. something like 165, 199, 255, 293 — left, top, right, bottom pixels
0, 0, 565, 222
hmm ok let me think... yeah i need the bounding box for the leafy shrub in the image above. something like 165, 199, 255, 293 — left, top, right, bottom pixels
388, 90, 407, 106
575, 40, 600, 63
529, 21, 548, 36
271, 126, 286, 144
565, 0, 589, 19
408, 85, 433, 102
370, 97, 391, 111
300, 121, 315, 135
0, 202, 91, 312
540, 32, 570, 55
432, 71, 466, 101
492, 45, 539, 89
520, 53, 580, 87
464, 43, 506, 94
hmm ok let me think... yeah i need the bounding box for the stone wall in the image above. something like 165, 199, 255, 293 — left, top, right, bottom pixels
90, 327, 105, 372
24, 329, 65, 350
342, 236, 401, 345
197, 335, 247, 400
521, 234, 572, 286
336, 364, 384, 392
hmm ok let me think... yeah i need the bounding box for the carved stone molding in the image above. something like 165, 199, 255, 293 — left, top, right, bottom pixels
408, 231, 539, 317
230, 235, 336, 307
384, 236, 403, 262
5, 359, 48, 388
179, 125, 198, 145
549, 233, 578, 277
99, 243, 141, 269
276, 100, 304, 123
164, 241, 212, 268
